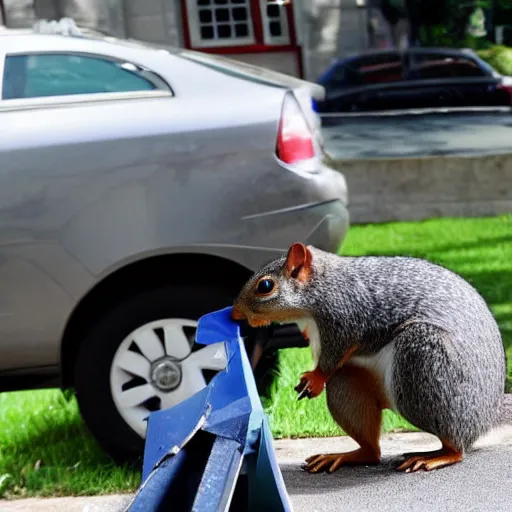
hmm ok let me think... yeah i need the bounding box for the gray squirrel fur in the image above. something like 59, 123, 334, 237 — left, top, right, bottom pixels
233, 244, 512, 460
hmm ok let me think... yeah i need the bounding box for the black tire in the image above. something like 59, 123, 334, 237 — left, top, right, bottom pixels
74, 284, 278, 465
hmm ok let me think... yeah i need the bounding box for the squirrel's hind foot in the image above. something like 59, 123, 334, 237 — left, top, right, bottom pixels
396, 444, 463, 473
302, 448, 380, 474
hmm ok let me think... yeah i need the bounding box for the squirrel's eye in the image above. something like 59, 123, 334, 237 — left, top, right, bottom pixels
256, 278, 275, 295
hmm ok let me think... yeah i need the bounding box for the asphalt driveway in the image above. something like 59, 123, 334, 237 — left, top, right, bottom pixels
1, 426, 511, 512
278, 426, 512, 512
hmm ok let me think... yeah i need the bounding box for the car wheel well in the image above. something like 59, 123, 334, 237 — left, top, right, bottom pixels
60, 253, 252, 389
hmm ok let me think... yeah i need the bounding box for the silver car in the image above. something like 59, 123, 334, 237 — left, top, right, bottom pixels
0, 27, 349, 462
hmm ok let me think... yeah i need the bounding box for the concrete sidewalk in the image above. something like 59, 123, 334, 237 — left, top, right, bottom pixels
1, 426, 512, 511
0, 495, 133, 512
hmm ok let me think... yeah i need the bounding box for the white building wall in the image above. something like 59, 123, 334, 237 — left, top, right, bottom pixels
2, 1, 397, 82
35, 0, 126, 36
297, 0, 370, 81
123, 0, 183, 46
6, 0, 184, 46
5, 0, 38, 28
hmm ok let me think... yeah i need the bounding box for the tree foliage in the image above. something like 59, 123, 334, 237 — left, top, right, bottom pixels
379, 0, 512, 46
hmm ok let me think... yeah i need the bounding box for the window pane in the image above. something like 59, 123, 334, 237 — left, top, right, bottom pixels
201, 26, 215, 39
234, 24, 248, 37
199, 10, 212, 23
232, 7, 248, 21
2, 53, 157, 100
260, 0, 290, 45
217, 25, 232, 38
267, 5, 280, 17
358, 53, 401, 67
355, 53, 405, 85
409, 54, 487, 79
190, 0, 253, 46
215, 8, 230, 22
269, 21, 282, 37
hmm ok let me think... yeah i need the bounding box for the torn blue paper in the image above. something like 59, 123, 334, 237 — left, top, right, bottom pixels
126, 306, 293, 512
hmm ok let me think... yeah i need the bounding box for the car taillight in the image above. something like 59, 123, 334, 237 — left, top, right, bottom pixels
498, 83, 512, 104
276, 93, 316, 165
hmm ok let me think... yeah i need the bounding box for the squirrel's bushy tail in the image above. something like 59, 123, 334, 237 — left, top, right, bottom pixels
499, 393, 512, 425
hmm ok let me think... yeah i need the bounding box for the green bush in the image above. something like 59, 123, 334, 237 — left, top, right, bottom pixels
418, 24, 495, 50
478, 45, 512, 75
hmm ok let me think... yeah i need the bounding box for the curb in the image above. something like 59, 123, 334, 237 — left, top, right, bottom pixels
0, 494, 133, 511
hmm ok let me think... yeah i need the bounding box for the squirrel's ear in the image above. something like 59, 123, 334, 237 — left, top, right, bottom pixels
285, 243, 312, 281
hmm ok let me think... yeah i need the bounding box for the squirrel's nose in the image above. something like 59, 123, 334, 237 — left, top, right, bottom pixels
232, 304, 247, 321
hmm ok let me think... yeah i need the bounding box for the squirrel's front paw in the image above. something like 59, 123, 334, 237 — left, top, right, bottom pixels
294, 370, 326, 400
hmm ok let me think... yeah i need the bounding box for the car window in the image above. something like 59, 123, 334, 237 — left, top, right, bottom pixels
355, 53, 404, 85
408, 53, 487, 80
2, 53, 159, 100
323, 55, 401, 91
328, 53, 405, 89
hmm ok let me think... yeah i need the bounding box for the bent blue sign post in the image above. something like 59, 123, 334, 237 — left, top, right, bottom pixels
127, 307, 293, 512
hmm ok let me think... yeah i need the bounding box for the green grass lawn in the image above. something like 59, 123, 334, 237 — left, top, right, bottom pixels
0, 215, 511, 498
266, 215, 512, 438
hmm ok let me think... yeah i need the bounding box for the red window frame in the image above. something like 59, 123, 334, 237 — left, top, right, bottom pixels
180, 1, 303, 76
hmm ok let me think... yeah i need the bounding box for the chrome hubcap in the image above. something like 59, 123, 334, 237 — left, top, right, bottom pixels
150, 358, 182, 391
110, 318, 228, 438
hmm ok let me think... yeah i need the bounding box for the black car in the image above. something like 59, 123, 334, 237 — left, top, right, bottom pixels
314, 47, 512, 114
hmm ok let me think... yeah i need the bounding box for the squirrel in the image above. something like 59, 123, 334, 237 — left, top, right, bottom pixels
232, 242, 512, 473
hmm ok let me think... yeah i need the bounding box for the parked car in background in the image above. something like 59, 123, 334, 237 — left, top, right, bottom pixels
0, 26, 349, 463
315, 47, 512, 114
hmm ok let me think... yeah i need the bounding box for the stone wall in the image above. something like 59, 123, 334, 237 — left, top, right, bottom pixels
330, 154, 512, 224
